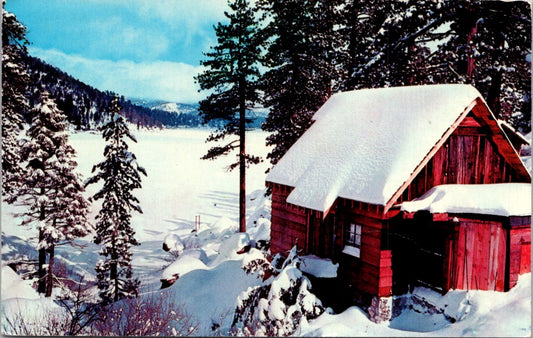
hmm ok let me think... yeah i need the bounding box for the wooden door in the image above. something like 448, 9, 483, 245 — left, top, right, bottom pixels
448, 220, 507, 291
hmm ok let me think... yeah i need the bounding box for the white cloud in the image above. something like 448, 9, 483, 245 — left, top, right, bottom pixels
137, 0, 229, 27
136, 0, 230, 54
86, 16, 171, 61
31, 47, 206, 103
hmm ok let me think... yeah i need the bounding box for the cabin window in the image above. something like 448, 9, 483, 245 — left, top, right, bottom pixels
343, 223, 361, 258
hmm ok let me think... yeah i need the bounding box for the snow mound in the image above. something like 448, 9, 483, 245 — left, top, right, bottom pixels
2, 297, 64, 335
401, 183, 531, 216
410, 286, 471, 322
210, 232, 250, 266
249, 217, 271, 242
443, 273, 531, 337
196, 216, 238, 243
300, 255, 339, 278
161, 251, 208, 282
166, 260, 261, 335
1, 266, 64, 335
211, 216, 236, 231
246, 189, 272, 242
299, 273, 531, 337
1, 265, 39, 301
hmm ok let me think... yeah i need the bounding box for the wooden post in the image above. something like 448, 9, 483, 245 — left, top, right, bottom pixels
195, 215, 201, 232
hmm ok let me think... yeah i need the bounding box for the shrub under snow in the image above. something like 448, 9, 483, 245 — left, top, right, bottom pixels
162, 233, 184, 254
231, 246, 325, 336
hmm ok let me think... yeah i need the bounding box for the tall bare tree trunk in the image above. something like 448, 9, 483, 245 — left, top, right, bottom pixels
111, 260, 118, 302
38, 200, 47, 294
38, 231, 47, 294
466, 21, 478, 79
45, 245, 55, 297
487, 69, 502, 117
111, 233, 119, 302
239, 77, 246, 233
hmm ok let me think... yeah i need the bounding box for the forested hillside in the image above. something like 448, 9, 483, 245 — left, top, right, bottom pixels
21, 54, 207, 129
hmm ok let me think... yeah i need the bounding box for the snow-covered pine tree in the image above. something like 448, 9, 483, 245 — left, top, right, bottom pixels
84, 96, 146, 304
340, 0, 530, 133
231, 246, 325, 336
195, 0, 263, 233
258, 0, 342, 167
341, 0, 443, 90
2, 7, 30, 197
428, 0, 531, 132
10, 90, 91, 296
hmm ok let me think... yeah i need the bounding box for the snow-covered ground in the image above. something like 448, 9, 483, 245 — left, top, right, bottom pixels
2, 127, 531, 336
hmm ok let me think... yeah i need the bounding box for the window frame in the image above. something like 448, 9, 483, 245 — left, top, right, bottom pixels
343, 223, 362, 258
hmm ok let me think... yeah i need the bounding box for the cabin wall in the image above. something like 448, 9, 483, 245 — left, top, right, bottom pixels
269, 187, 393, 303
508, 217, 531, 289
391, 213, 531, 293
270, 184, 308, 255
336, 201, 393, 300
308, 211, 338, 258
400, 118, 526, 203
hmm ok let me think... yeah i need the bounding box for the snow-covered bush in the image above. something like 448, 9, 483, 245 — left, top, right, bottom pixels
231, 246, 324, 336
3, 290, 198, 336
162, 233, 185, 255
2, 302, 70, 336
91, 292, 198, 336
241, 248, 272, 279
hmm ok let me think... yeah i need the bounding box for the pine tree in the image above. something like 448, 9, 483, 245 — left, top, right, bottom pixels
84, 97, 146, 304
429, 0, 531, 132
2, 7, 30, 197
341, 0, 444, 89
258, 0, 342, 167
195, 0, 263, 233
340, 0, 531, 132
10, 90, 91, 296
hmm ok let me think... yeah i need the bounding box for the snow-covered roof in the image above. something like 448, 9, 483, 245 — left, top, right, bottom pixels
401, 183, 531, 217
266, 84, 482, 212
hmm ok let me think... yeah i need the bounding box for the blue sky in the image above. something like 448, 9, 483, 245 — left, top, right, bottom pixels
5, 0, 230, 103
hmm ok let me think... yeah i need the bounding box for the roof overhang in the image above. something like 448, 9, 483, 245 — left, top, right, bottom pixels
384, 97, 531, 214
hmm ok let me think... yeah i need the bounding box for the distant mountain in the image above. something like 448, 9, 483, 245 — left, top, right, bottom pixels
21, 54, 208, 130
151, 102, 199, 115
128, 98, 168, 108
134, 99, 267, 129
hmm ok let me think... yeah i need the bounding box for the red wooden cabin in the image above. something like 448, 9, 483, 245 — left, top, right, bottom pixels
265, 84, 531, 322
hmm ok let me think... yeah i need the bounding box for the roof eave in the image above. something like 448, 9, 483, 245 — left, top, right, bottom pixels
471, 98, 531, 180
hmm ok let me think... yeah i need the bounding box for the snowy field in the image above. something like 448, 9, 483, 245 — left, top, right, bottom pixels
1, 127, 531, 336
